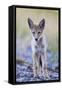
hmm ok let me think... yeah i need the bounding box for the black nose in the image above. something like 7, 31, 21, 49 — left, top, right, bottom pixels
35, 38, 38, 41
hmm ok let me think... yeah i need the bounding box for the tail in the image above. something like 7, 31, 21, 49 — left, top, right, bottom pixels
39, 56, 42, 67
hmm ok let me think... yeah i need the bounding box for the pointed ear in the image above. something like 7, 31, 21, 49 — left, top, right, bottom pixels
28, 18, 34, 29
39, 18, 45, 30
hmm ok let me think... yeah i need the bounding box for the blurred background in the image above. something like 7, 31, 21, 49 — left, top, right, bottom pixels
16, 8, 58, 61
16, 7, 59, 82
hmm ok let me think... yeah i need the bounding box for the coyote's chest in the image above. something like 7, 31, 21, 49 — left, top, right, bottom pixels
32, 36, 45, 55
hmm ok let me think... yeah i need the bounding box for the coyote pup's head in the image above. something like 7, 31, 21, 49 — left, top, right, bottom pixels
28, 18, 45, 42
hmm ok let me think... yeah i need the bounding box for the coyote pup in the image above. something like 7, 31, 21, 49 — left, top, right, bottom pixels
28, 18, 49, 79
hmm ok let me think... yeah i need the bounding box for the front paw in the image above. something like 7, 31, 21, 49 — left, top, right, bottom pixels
44, 73, 50, 80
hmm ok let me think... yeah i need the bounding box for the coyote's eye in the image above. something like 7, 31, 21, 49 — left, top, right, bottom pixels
32, 32, 35, 34
38, 32, 41, 34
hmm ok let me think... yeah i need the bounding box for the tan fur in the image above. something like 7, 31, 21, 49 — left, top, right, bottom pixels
28, 18, 49, 78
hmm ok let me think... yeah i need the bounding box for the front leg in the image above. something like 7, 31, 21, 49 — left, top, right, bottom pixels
32, 54, 37, 77
36, 55, 41, 77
